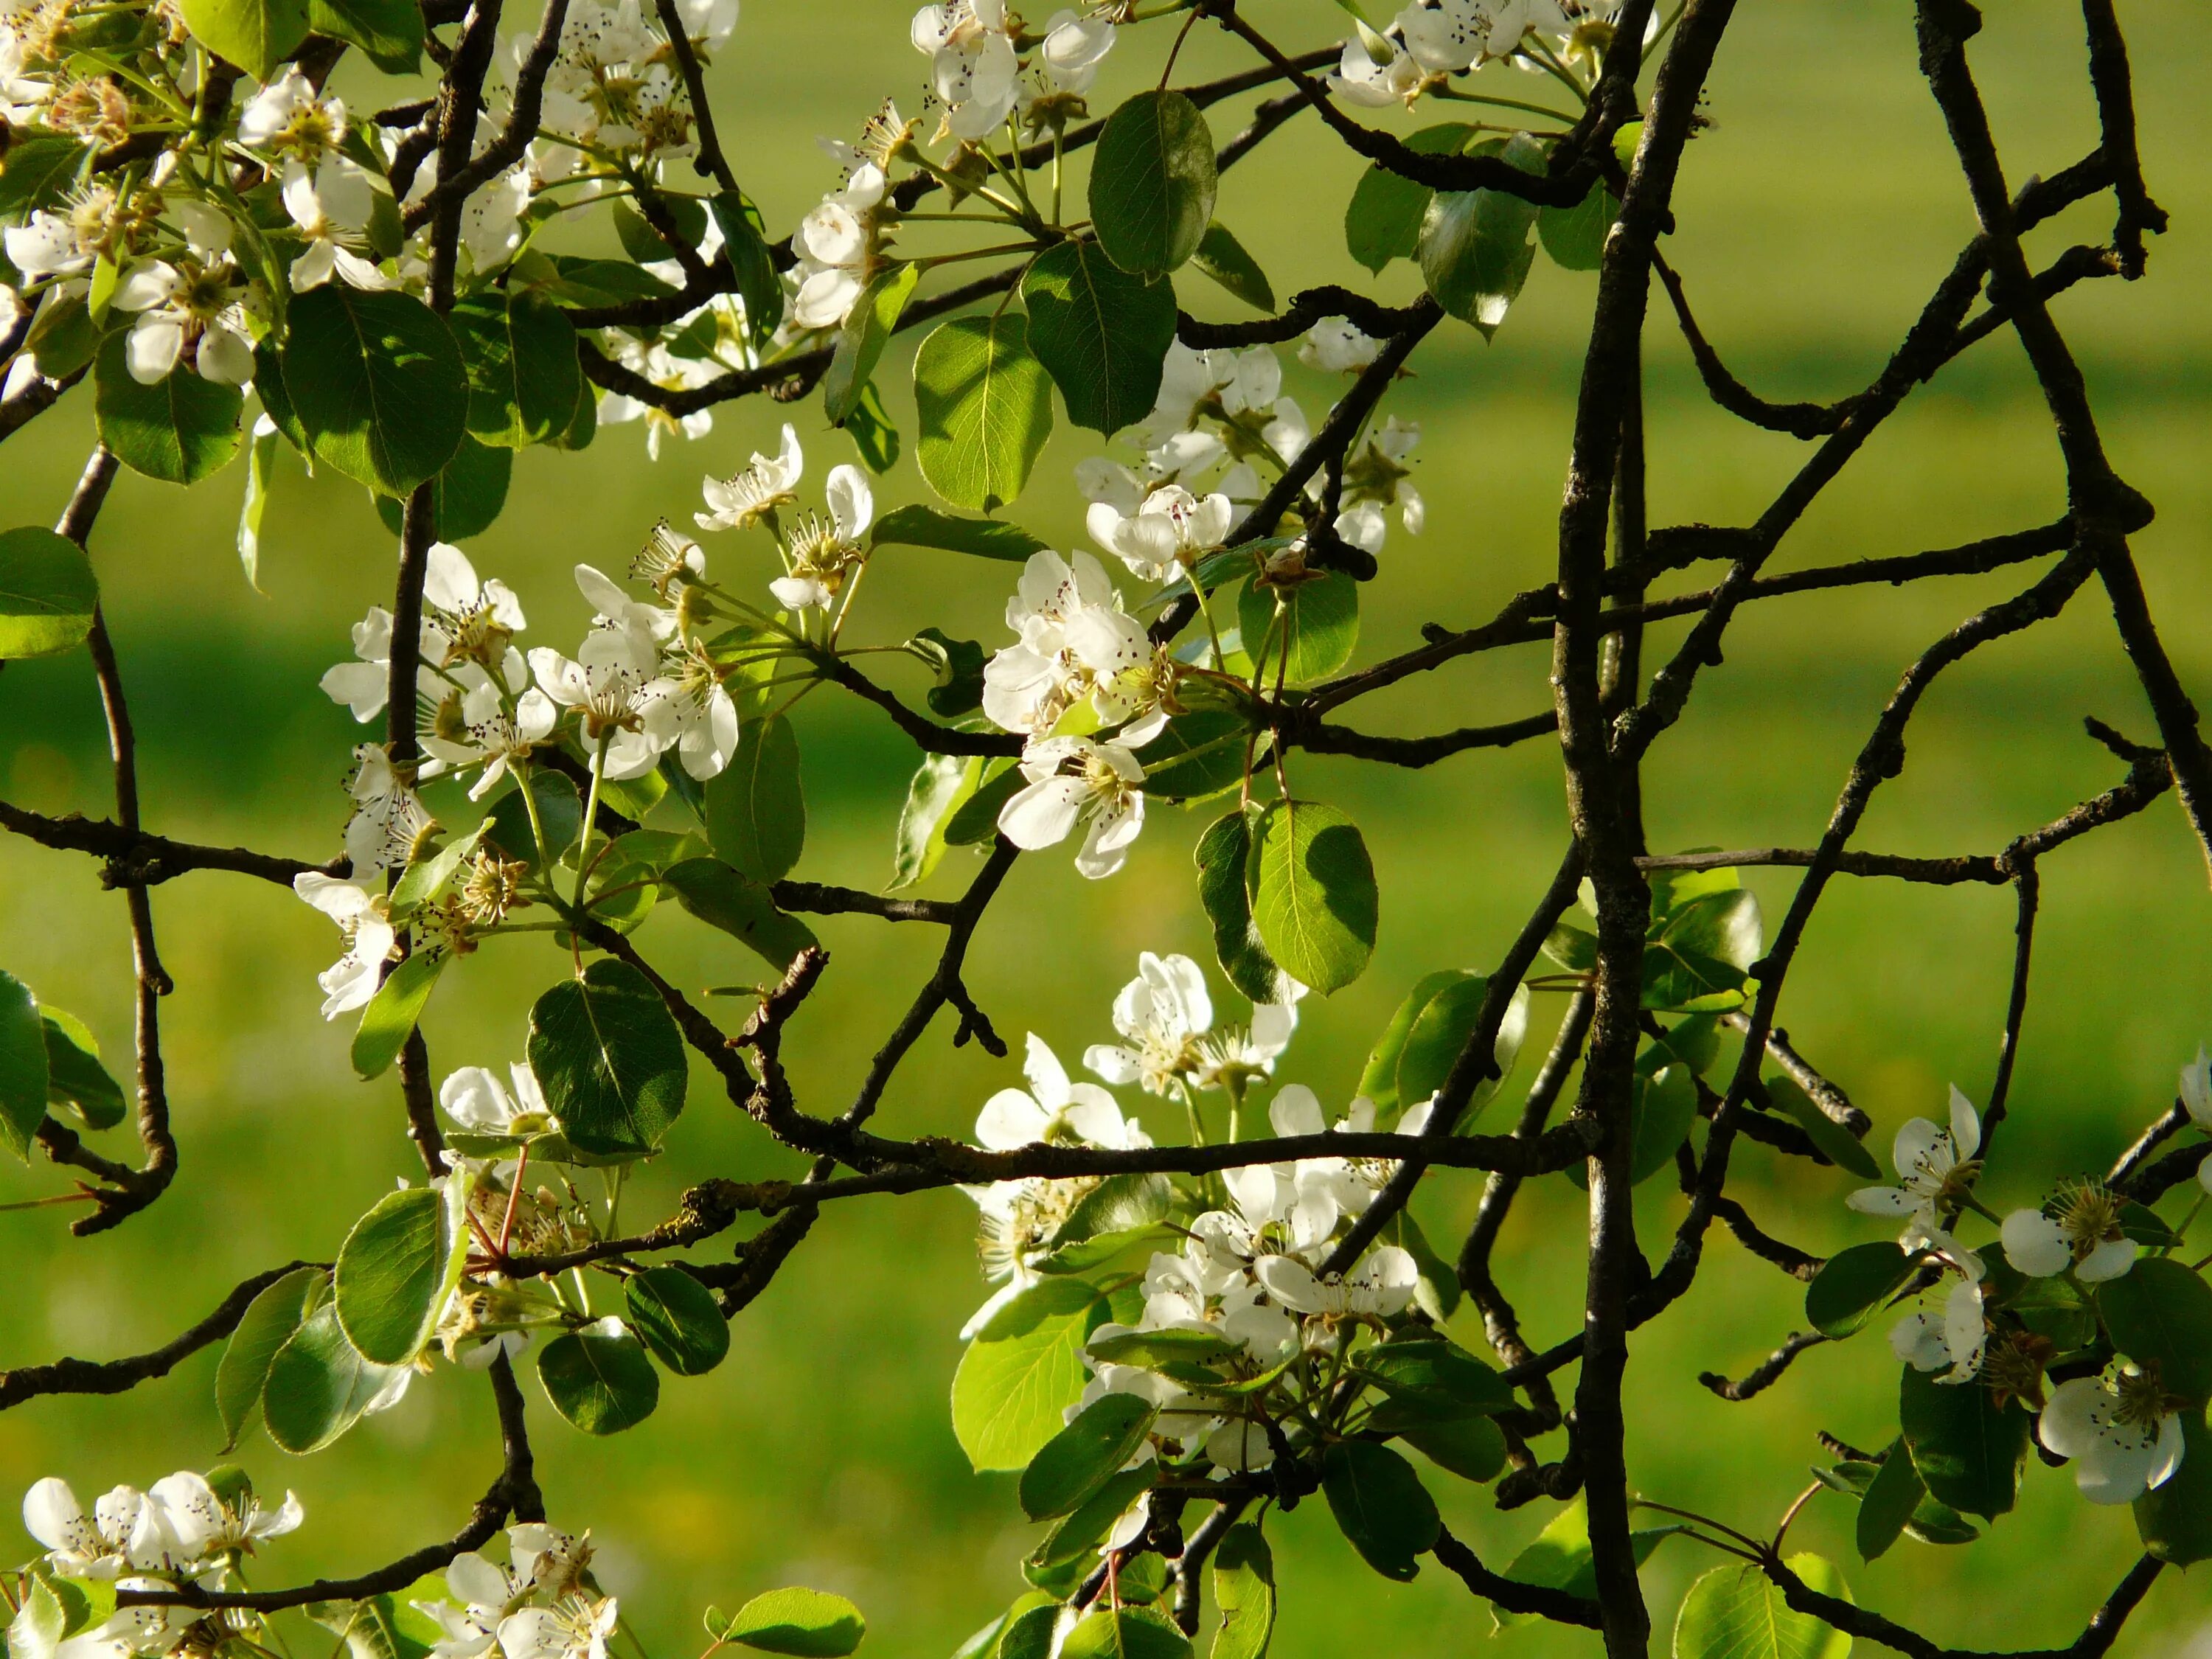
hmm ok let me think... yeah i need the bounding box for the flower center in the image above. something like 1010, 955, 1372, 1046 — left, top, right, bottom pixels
2054, 1179, 2124, 1256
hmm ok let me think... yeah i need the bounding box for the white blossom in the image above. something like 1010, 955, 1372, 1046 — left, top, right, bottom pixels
343, 742, 435, 874
20, 1479, 178, 1579
112, 260, 254, 386
1253, 1245, 1419, 1320
441, 1062, 558, 1136
1329, 33, 1431, 106
911, 0, 1019, 142
978, 1033, 1149, 1150
147, 1472, 302, 1562
1038, 10, 1115, 91
2039, 1368, 2187, 1505
696, 422, 804, 531
421, 665, 558, 801
1888, 1273, 1986, 1385
1085, 953, 1214, 1094
998, 736, 1147, 878
595, 338, 716, 459
1845, 1085, 1980, 1250
497, 1597, 618, 1659
1086, 484, 1234, 585
1299, 316, 1382, 373
293, 874, 398, 1018
772, 462, 873, 611
1999, 1178, 2137, 1282
790, 164, 886, 330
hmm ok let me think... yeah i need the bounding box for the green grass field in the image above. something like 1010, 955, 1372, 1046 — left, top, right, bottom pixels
4, 1, 2211, 1652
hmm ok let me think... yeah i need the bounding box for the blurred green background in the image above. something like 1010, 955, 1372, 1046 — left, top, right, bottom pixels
4, 1, 2211, 1652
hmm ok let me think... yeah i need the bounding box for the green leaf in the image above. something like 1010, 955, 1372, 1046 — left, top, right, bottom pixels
1194, 807, 1292, 1005
1090, 91, 1216, 278
2135, 1406, 2212, 1565
216, 1265, 321, 1452
1899, 1363, 2029, 1518
28, 293, 100, 380
527, 959, 687, 1158
1495, 1501, 1681, 1630
625, 1265, 730, 1377
449, 291, 581, 448
0, 527, 97, 660
538, 1321, 661, 1433
238, 411, 279, 590
1351, 1338, 1514, 1414
1020, 240, 1176, 437
914, 315, 1053, 514
1059, 1610, 1186, 1659
1343, 124, 1472, 274
1087, 1328, 1239, 1371
1764, 1073, 1880, 1178
2099, 1256, 2212, 1404
993, 1604, 1063, 1659
1537, 183, 1616, 272
350, 950, 448, 1081
8, 1571, 67, 1659
1321, 1441, 1438, 1581
1134, 709, 1251, 802
372, 436, 512, 541
482, 771, 581, 874
1237, 571, 1359, 686
180, 0, 307, 79
1418, 133, 1546, 338
1856, 1439, 1921, 1562
824, 263, 919, 426
1394, 1412, 1507, 1484
869, 504, 1048, 562
707, 192, 782, 349
844, 382, 899, 473
333, 1180, 467, 1366
304, 1592, 443, 1659
263, 1301, 408, 1454
892, 754, 973, 890
1019, 1391, 1156, 1520
661, 858, 818, 972
0, 967, 50, 1161
285, 285, 467, 495
306, 0, 422, 71
1806, 1244, 1916, 1339
1192, 223, 1275, 313
1673, 1554, 1852, 1659
94, 331, 244, 484
1208, 1525, 1273, 1659
1644, 888, 1762, 1012
1247, 799, 1377, 995
0, 134, 91, 221
1626, 1063, 1700, 1184
1357, 970, 1528, 1122
719, 1590, 865, 1658
40, 1007, 123, 1130
952, 1278, 1109, 1472
705, 714, 805, 883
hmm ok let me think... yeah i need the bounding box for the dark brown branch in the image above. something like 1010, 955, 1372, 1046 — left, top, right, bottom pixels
2107, 1103, 2186, 1189
400, 0, 567, 232
1431, 1526, 1600, 1628
2078, 0, 2166, 276
0, 799, 336, 887
1291, 710, 1557, 766
770, 880, 958, 924
1697, 1331, 1825, 1402
652, 0, 734, 192
0, 1262, 319, 1410
1652, 250, 1856, 439
1177, 288, 1427, 350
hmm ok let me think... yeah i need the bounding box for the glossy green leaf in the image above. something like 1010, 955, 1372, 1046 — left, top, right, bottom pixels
527, 959, 687, 1158
1237, 572, 1359, 686
1418, 133, 1546, 338
1805, 1243, 1916, 1339
705, 714, 805, 883
1086, 1328, 1239, 1370
306, 0, 422, 70
1899, 1363, 2029, 1518
1019, 1391, 1155, 1520
0, 133, 89, 220
1208, 1525, 1273, 1659
2099, 1256, 2212, 1404
334, 1180, 466, 1366
481, 771, 581, 874
263, 1301, 408, 1454
40, 1007, 124, 1130
843, 382, 898, 473
538, 1322, 661, 1433
1321, 1441, 1438, 1581
238, 411, 279, 590
951, 1278, 1109, 1472
891, 755, 973, 890
869, 504, 1048, 562
284, 285, 467, 495
718, 1589, 865, 1658
2135, 1407, 2212, 1565
215, 1265, 321, 1452
1359, 970, 1528, 1123
1060, 1610, 1186, 1659
993, 1604, 1062, 1659
1537, 183, 1616, 272
0, 528, 98, 659
0, 968, 51, 1161
1673, 1554, 1852, 1659
1856, 1440, 1921, 1562
450, 291, 582, 448
1247, 799, 1377, 995
625, 1265, 730, 1376
1090, 91, 1216, 278
1192, 222, 1275, 313
661, 857, 818, 972
825, 263, 919, 425
707, 192, 782, 349
373, 435, 513, 542
1021, 240, 1176, 436
8, 1570, 67, 1659
1352, 1338, 1514, 1414
94, 332, 244, 484
180, 0, 307, 79
350, 949, 448, 1081
1766, 1072, 1882, 1179
1194, 807, 1291, 1005
914, 314, 1052, 513
1343, 124, 1473, 274
1495, 1501, 1681, 1631
1394, 1412, 1507, 1484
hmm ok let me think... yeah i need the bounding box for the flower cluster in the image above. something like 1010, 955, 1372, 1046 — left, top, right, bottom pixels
1329, 0, 1646, 108
410, 1523, 610, 1659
